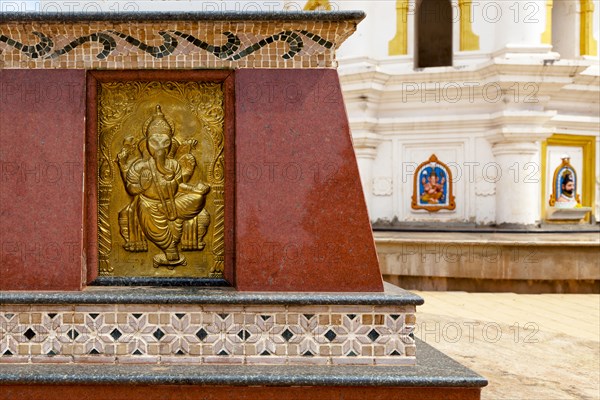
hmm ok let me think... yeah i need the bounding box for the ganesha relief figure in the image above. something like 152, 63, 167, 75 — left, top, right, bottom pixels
116, 105, 211, 268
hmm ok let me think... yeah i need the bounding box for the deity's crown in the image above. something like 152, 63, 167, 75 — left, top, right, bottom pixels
561, 171, 574, 184
145, 105, 173, 137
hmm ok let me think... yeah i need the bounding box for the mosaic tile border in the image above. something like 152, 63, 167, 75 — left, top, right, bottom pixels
0, 305, 416, 366
0, 29, 332, 61
0, 19, 357, 69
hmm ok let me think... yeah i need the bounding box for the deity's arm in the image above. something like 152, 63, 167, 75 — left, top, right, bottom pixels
178, 154, 197, 183
170, 160, 184, 184
176, 139, 198, 183
125, 162, 148, 195
116, 136, 142, 184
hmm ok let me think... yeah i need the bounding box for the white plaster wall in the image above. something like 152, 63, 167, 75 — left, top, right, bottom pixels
492, 0, 548, 50
595, 0, 600, 57
335, 0, 555, 63
469, 0, 499, 54
337, 0, 496, 63
368, 132, 497, 225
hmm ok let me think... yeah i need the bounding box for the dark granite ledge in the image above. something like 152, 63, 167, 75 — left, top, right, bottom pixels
0, 282, 423, 306
0, 339, 486, 388
0, 11, 365, 23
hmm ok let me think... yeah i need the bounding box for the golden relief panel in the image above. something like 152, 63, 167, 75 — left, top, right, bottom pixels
97, 81, 225, 279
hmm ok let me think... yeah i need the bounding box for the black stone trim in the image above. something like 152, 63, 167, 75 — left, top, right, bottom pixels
0, 283, 424, 306
0, 11, 366, 23
298, 30, 335, 49
0, 339, 486, 387
48, 32, 117, 60
0, 31, 53, 58
90, 277, 229, 287
106, 30, 177, 58
171, 31, 240, 59
228, 30, 308, 61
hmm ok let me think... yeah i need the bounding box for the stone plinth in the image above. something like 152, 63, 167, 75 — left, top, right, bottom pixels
546, 207, 593, 222
0, 339, 487, 400
0, 283, 419, 365
0, 11, 486, 400
376, 230, 600, 293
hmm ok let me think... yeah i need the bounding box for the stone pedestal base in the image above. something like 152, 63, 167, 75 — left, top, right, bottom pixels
0, 339, 487, 400
0, 284, 419, 366
377, 231, 600, 293
546, 207, 593, 222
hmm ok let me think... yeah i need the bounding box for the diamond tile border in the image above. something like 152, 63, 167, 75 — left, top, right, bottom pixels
0, 304, 416, 366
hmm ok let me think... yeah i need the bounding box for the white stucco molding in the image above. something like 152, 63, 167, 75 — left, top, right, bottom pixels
487, 110, 557, 146
548, 115, 600, 135
491, 44, 557, 60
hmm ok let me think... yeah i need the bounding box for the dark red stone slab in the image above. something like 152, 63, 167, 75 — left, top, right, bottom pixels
0, 386, 481, 400
234, 69, 383, 292
0, 70, 86, 290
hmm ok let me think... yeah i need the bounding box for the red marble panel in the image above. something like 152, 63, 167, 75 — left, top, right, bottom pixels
0, 385, 482, 400
234, 69, 383, 292
0, 70, 86, 290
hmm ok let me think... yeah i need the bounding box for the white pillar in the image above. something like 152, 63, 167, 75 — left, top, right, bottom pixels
491, 0, 552, 55
354, 145, 379, 216
491, 141, 541, 225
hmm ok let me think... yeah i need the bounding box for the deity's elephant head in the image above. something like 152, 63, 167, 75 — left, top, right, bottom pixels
145, 105, 175, 180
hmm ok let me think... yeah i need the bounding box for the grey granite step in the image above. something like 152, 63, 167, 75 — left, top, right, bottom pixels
0, 282, 423, 306
0, 11, 366, 22
0, 339, 487, 388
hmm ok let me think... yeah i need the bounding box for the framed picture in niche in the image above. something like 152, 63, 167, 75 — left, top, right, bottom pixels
411, 154, 456, 212
549, 157, 581, 208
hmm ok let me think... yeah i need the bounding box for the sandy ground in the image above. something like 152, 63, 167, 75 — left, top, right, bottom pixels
412, 291, 600, 400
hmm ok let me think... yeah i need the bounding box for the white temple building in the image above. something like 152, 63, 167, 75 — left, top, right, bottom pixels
5, 0, 599, 291
332, 0, 600, 227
